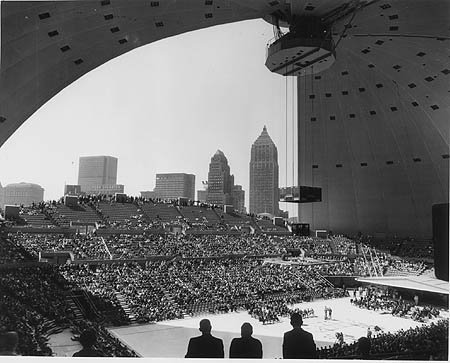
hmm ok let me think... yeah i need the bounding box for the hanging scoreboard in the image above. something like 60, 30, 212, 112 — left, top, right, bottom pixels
279, 186, 322, 203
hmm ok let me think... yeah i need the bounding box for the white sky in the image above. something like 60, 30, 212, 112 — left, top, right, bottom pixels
0, 19, 298, 216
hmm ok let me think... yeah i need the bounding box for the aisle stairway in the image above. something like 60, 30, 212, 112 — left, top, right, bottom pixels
64, 295, 84, 322
161, 287, 187, 318
327, 239, 337, 254
355, 242, 362, 255
115, 292, 136, 323
251, 216, 263, 233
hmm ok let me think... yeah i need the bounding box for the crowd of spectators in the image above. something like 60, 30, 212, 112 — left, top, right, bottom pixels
314, 261, 356, 276
60, 262, 184, 323
11, 232, 110, 260
4, 231, 432, 284
363, 237, 433, 260
330, 236, 357, 255
0, 235, 32, 264
104, 234, 290, 258
5, 195, 286, 233
70, 320, 137, 357
0, 209, 445, 359
384, 258, 427, 276
247, 296, 316, 325
284, 237, 333, 254
59, 259, 345, 324
351, 287, 440, 322
19, 206, 43, 216
0, 265, 73, 355
0, 265, 137, 356
317, 319, 448, 360
6, 232, 373, 262
3, 229, 433, 290
395, 240, 434, 259
100, 212, 148, 231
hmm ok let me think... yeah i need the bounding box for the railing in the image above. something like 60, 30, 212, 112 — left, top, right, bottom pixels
321, 348, 447, 361
101, 237, 113, 260
361, 245, 373, 277
373, 248, 384, 276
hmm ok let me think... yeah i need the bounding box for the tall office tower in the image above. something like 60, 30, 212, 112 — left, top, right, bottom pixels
232, 185, 246, 213
77, 156, 123, 195
197, 181, 208, 203
2, 182, 44, 208
78, 156, 117, 186
154, 173, 195, 200
249, 126, 280, 216
206, 150, 234, 206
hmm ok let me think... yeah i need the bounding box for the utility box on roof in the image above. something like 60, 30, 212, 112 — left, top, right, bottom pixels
64, 195, 78, 207
4, 205, 20, 220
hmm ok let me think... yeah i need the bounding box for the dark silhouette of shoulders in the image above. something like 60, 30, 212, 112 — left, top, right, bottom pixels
229, 336, 263, 358
283, 328, 317, 359
72, 347, 104, 357
72, 328, 103, 357
185, 334, 224, 358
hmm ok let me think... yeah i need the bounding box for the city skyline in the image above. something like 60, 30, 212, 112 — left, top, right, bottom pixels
0, 132, 290, 211
0, 19, 298, 216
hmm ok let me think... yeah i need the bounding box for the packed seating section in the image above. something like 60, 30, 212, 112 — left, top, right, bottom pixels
0, 196, 444, 358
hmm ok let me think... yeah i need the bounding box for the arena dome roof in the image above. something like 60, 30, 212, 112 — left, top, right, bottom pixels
0, 0, 447, 149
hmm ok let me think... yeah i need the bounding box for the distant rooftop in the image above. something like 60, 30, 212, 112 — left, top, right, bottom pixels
5, 182, 44, 189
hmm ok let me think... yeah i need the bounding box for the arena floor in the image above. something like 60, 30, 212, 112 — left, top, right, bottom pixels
108, 296, 448, 358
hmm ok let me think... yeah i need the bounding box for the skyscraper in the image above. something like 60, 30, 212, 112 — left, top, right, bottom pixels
78, 156, 117, 186
206, 150, 234, 206
197, 181, 208, 203
249, 126, 279, 216
232, 185, 246, 213
153, 173, 195, 200
77, 156, 124, 195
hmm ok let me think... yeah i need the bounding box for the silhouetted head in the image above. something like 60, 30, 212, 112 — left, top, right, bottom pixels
79, 329, 97, 348
241, 323, 253, 338
199, 319, 212, 334
357, 337, 371, 357
0, 331, 19, 355
290, 313, 303, 328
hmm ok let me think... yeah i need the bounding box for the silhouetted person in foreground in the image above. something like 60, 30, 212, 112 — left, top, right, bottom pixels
0, 331, 19, 355
357, 336, 371, 359
229, 322, 263, 358
283, 312, 317, 359
73, 329, 104, 357
185, 319, 224, 358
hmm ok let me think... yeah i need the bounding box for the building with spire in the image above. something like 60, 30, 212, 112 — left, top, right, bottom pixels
206, 150, 235, 206
249, 126, 280, 216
